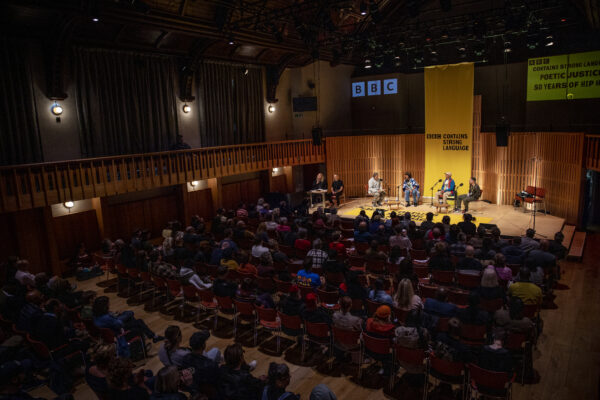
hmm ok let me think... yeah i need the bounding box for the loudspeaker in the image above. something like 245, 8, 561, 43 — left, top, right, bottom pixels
312, 127, 322, 145
495, 122, 510, 147
478, 223, 498, 231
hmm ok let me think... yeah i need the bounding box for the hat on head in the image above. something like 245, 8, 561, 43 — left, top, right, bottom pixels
305, 292, 317, 308
445, 172, 452, 176
288, 285, 299, 294
375, 305, 391, 319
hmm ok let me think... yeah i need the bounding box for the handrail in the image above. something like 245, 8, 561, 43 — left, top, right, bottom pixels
0, 139, 325, 213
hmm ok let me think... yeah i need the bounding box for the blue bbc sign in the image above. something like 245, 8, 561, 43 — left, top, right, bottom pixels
352, 78, 398, 97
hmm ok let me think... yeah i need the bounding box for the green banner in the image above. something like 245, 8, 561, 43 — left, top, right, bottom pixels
527, 50, 600, 101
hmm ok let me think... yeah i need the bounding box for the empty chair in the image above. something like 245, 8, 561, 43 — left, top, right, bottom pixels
255, 305, 282, 353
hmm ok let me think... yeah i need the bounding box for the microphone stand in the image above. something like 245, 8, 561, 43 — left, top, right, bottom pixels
430, 181, 441, 206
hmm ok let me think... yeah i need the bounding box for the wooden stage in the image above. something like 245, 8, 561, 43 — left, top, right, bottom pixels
328, 197, 566, 239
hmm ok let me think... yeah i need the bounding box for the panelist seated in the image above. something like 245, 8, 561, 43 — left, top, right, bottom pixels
436, 172, 455, 204
402, 172, 420, 207
310, 172, 327, 205
368, 172, 385, 207
330, 174, 344, 206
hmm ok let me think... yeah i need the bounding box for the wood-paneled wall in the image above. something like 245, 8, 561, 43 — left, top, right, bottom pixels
586, 135, 600, 172
221, 178, 262, 210
270, 175, 287, 194
184, 188, 214, 220
52, 210, 101, 260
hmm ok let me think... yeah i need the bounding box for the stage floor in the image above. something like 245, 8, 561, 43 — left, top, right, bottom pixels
327, 197, 565, 239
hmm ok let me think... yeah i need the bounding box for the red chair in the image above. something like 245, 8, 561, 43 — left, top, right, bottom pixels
505, 331, 531, 384
97, 327, 146, 360
26, 334, 85, 366
507, 264, 521, 277
480, 297, 504, 313
233, 299, 257, 342
366, 259, 386, 275
164, 279, 183, 311
424, 353, 465, 400
197, 289, 217, 324
215, 296, 235, 332
447, 289, 469, 306
348, 255, 365, 269
392, 306, 408, 325
522, 303, 540, 319
460, 323, 487, 346
360, 333, 392, 381
116, 264, 129, 294
365, 299, 383, 316
255, 305, 282, 353
409, 249, 428, 261
355, 242, 369, 255
418, 284, 438, 300
277, 311, 303, 341
273, 278, 293, 295
456, 272, 481, 289
414, 266, 430, 279
325, 271, 345, 287
436, 317, 450, 332
302, 321, 331, 362
331, 326, 362, 372
151, 276, 167, 308
126, 268, 143, 297
238, 271, 257, 283
316, 288, 340, 311
392, 345, 427, 389
467, 363, 515, 399
431, 270, 455, 286
350, 298, 364, 315
181, 285, 199, 319
298, 285, 314, 299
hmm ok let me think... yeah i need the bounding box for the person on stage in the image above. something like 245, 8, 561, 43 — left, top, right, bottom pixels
456, 177, 481, 213
402, 172, 420, 207
436, 172, 455, 204
368, 172, 385, 207
311, 172, 327, 205
330, 174, 344, 207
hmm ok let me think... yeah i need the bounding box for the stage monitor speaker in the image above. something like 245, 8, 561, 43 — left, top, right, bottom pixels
478, 223, 498, 232
495, 123, 510, 147
312, 127, 322, 146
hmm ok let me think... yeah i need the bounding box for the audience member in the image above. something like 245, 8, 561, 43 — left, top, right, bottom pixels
278, 286, 303, 316
212, 266, 238, 298
14, 260, 35, 287
353, 222, 372, 244
476, 267, 505, 300
493, 297, 534, 336
457, 245, 483, 274
365, 305, 395, 338
106, 358, 150, 400
297, 259, 322, 289
456, 293, 490, 325
158, 326, 189, 368
457, 214, 476, 237
394, 279, 423, 311
181, 331, 221, 394
520, 229, 540, 253
478, 333, 513, 374
306, 239, 328, 268
262, 363, 299, 400
218, 343, 264, 399
507, 268, 542, 305
301, 293, 331, 325
424, 288, 457, 318
332, 296, 362, 331
368, 278, 393, 305
150, 365, 186, 400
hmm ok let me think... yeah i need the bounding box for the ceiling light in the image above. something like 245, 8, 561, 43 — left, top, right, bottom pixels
545, 35, 554, 47
64, 201, 74, 209
190, 181, 199, 187
359, 1, 367, 15
268, 104, 275, 113
92, 17, 99, 22
182, 104, 191, 113
228, 36, 235, 45
51, 102, 63, 115
504, 41, 512, 53
364, 59, 372, 69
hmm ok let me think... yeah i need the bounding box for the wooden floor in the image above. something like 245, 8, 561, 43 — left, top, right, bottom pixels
31, 235, 600, 400
332, 198, 565, 239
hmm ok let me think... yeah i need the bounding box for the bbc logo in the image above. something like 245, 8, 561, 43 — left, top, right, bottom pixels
352, 79, 398, 97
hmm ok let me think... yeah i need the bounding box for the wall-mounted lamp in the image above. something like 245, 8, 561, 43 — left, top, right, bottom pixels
182, 104, 191, 113
64, 201, 74, 209
272, 168, 279, 173
51, 102, 63, 116
190, 180, 199, 187
268, 104, 275, 113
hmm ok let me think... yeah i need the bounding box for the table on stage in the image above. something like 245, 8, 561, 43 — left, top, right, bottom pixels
308, 189, 327, 208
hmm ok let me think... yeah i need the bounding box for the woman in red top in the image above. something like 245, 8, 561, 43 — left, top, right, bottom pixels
294, 229, 311, 251
328, 231, 346, 257
365, 305, 396, 338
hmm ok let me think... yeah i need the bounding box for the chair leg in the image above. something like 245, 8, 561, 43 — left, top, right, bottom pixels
301, 335, 306, 362
253, 320, 258, 347
276, 328, 281, 354
213, 313, 218, 332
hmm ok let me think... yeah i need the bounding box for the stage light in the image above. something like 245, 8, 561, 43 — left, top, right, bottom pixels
457, 45, 467, 58
560, 17, 567, 23
190, 181, 198, 187
526, 36, 538, 50
92, 17, 99, 22
64, 201, 74, 209
272, 168, 279, 173
359, 1, 367, 15
51, 102, 63, 115
364, 59, 372, 69
228, 36, 235, 45
503, 41, 512, 53
268, 104, 275, 113
544, 35, 554, 47
182, 104, 191, 113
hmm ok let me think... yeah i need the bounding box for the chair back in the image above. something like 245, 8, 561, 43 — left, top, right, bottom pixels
431, 270, 455, 285
366, 259, 386, 274
409, 249, 428, 261
254, 305, 277, 322
305, 321, 330, 339
522, 303, 539, 319
355, 242, 369, 255
233, 300, 255, 319
140, 271, 151, 282
468, 364, 511, 391
460, 323, 487, 344
325, 271, 345, 286
332, 326, 361, 348
504, 331, 528, 351
418, 284, 438, 300
166, 279, 181, 297
98, 327, 116, 345
256, 276, 276, 292
298, 285, 314, 299
216, 296, 234, 312
365, 299, 383, 316
127, 268, 140, 279
362, 332, 392, 355
182, 285, 199, 301
349, 255, 365, 268
273, 278, 293, 294
316, 288, 339, 306
436, 317, 450, 332
392, 306, 409, 324
507, 264, 520, 277
456, 272, 481, 289
277, 311, 302, 331
394, 345, 426, 367
350, 298, 364, 314
198, 289, 216, 306
430, 354, 464, 378
480, 297, 504, 313
152, 276, 167, 289
414, 265, 430, 278
447, 289, 469, 306
534, 187, 546, 198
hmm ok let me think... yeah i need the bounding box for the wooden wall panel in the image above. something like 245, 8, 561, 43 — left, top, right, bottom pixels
52, 210, 101, 260
586, 135, 600, 172
0, 208, 49, 274
270, 175, 287, 194
221, 178, 261, 210
186, 188, 214, 220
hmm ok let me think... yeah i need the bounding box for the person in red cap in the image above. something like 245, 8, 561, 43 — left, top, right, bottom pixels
278, 285, 303, 316
366, 305, 395, 338
300, 293, 331, 325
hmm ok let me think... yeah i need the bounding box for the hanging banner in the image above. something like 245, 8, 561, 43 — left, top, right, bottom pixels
424, 63, 474, 199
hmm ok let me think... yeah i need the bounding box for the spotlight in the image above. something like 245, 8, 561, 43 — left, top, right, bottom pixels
503, 41, 512, 53
51, 102, 63, 115
560, 17, 567, 23
244, 68, 249, 75
228, 36, 235, 45
64, 201, 74, 209
182, 104, 191, 113
359, 1, 367, 16
364, 59, 372, 69
268, 104, 275, 113
92, 17, 99, 22
544, 35, 554, 47
190, 181, 198, 187
457, 45, 467, 58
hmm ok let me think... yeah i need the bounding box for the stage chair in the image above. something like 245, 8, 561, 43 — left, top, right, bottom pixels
316, 288, 340, 311
232, 299, 257, 343
360, 333, 393, 382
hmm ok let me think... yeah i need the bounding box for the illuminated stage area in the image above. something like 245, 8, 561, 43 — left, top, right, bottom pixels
332, 197, 565, 238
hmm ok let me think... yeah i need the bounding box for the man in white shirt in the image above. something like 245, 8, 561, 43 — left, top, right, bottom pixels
368, 172, 385, 207
307, 239, 328, 268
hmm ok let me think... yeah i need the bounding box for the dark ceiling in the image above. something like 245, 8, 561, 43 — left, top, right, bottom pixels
1, 0, 599, 72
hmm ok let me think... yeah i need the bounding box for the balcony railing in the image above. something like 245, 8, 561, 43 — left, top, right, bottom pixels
0, 139, 325, 212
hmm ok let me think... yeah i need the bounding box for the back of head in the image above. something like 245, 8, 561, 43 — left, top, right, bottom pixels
164, 325, 182, 352
426, 212, 434, 222
224, 343, 244, 368
519, 267, 531, 281
92, 296, 110, 317
313, 239, 322, 250
465, 245, 475, 257
554, 232, 564, 243
526, 228, 535, 238
404, 212, 411, 221
339, 296, 352, 313
481, 267, 499, 287
25, 289, 43, 306
463, 213, 472, 222
508, 297, 524, 319
107, 357, 134, 389
267, 362, 290, 388
447, 317, 461, 338
189, 330, 210, 352
155, 365, 180, 394
442, 216, 450, 225
494, 253, 506, 268
540, 239, 550, 251
435, 287, 447, 302
310, 384, 337, 400
434, 241, 447, 256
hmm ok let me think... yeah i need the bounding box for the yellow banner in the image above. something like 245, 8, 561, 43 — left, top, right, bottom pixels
424, 63, 474, 198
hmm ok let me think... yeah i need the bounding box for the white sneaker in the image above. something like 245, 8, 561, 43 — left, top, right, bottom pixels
248, 360, 257, 371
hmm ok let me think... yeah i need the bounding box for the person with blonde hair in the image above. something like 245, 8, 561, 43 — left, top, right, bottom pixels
394, 278, 423, 311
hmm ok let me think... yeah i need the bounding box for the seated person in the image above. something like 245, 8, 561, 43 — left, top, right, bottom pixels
328, 232, 346, 257
218, 343, 264, 400
520, 228, 540, 253
16, 290, 44, 334
389, 227, 412, 250
251, 238, 269, 259
353, 222, 372, 244
388, 246, 406, 266
262, 363, 300, 400
494, 253, 513, 282
93, 295, 163, 343
256, 252, 276, 278
307, 239, 328, 269
420, 212, 435, 233
220, 247, 239, 271
475, 266, 505, 300
478, 333, 514, 375
368, 278, 393, 306
180, 260, 212, 290
501, 237, 526, 266
79, 290, 97, 320
475, 238, 497, 261
181, 330, 221, 394
507, 267, 542, 305
301, 293, 331, 325
33, 299, 80, 351
428, 241, 453, 271
293, 230, 311, 252
341, 271, 368, 301
297, 258, 322, 290
158, 325, 190, 368
236, 279, 257, 303
269, 240, 289, 264
107, 357, 150, 400
14, 260, 36, 287
493, 297, 534, 336
449, 232, 467, 258
365, 305, 395, 338
86, 344, 115, 398
323, 250, 347, 274
456, 293, 490, 326
394, 279, 423, 311
150, 366, 187, 400
278, 285, 303, 316
457, 245, 483, 274
457, 213, 477, 237
237, 251, 258, 276
364, 240, 387, 261
49, 277, 80, 309
332, 296, 363, 332
212, 266, 238, 298
424, 288, 458, 318
433, 318, 474, 363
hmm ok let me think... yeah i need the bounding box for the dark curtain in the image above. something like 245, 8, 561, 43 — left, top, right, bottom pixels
0, 38, 42, 166
73, 47, 179, 157
197, 62, 265, 146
